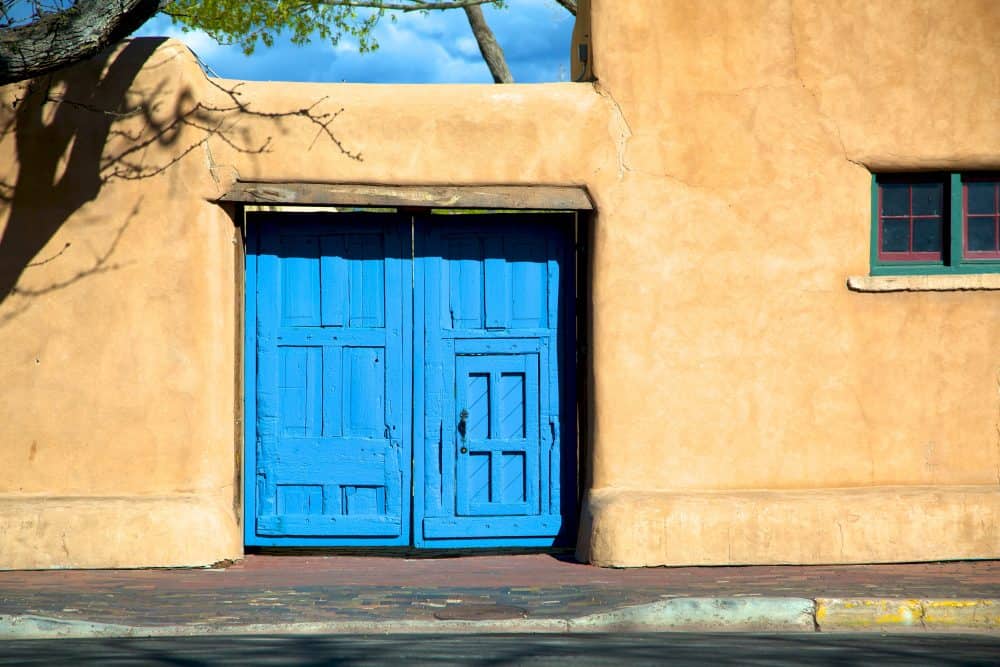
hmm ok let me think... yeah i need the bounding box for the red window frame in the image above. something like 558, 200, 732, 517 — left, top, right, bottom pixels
877, 180, 945, 263
963, 177, 1000, 260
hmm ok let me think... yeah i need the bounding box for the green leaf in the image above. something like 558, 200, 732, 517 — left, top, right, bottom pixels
162, 1, 506, 58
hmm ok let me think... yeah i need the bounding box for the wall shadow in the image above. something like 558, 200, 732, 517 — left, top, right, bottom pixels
0, 37, 357, 326
0, 38, 167, 324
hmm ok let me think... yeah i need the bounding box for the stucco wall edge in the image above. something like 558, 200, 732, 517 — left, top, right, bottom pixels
577, 486, 1000, 567
0, 495, 242, 570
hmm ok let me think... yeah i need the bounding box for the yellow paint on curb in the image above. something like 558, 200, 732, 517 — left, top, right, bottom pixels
816, 599, 923, 630
816, 599, 1000, 632
923, 600, 1000, 630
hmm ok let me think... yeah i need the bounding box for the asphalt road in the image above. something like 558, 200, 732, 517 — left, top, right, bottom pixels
0, 633, 998, 666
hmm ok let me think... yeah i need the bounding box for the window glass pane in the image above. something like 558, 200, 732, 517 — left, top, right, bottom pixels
881, 184, 909, 216
967, 216, 997, 252
912, 217, 943, 253
967, 182, 997, 215
911, 183, 943, 215
882, 218, 910, 253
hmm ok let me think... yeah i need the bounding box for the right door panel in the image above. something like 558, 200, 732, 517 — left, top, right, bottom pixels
455, 350, 540, 518
416, 214, 576, 547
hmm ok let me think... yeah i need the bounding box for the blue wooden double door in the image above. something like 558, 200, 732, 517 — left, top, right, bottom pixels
246, 212, 576, 548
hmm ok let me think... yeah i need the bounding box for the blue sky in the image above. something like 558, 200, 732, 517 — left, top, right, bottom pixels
134, 1, 574, 83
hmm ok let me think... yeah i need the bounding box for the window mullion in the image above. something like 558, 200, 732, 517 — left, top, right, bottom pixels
949, 172, 963, 267
870, 175, 879, 269
994, 184, 1000, 255
908, 184, 914, 254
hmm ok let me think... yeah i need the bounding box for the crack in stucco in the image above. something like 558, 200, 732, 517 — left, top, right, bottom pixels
824, 110, 866, 171
787, 1, 867, 171
593, 81, 632, 179
203, 140, 220, 186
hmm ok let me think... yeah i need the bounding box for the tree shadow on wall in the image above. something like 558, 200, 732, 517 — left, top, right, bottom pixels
0, 37, 358, 326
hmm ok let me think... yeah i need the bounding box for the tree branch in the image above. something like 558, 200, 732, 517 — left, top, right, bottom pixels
0, 0, 168, 85
462, 4, 512, 84
552, 0, 577, 15
315, 0, 501, 11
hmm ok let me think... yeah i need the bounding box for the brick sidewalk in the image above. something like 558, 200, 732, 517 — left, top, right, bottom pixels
0, 556, 997, 629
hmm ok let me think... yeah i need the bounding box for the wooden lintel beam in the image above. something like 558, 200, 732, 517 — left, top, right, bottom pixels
218, 182, 593, 211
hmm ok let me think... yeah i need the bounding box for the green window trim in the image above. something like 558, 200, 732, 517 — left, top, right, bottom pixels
870, 173, 1000, 276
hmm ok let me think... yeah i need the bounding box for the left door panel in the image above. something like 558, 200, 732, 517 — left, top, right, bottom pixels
246, 213, 411, 546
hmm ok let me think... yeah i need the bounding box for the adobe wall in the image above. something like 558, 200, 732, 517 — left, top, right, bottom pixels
0, 0, 997, 568
0, 40, 243, 567
0, 37, 613, 568
579, 0, 1000, 565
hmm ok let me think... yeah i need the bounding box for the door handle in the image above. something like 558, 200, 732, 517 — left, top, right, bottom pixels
458, 409, 469, 453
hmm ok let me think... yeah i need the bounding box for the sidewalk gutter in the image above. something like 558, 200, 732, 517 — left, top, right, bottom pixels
1, 598, 998, 639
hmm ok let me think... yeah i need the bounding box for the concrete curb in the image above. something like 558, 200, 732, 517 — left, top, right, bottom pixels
0, 615, 571, 639
1, 598, 998, 639
816, 598, 1000, 633
568, 597, 816, 633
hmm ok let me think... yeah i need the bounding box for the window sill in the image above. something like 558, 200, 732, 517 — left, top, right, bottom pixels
847, 274, 1000, 292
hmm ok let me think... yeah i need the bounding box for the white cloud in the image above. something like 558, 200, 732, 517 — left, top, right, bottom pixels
455, 36, 481, 60
133, 0, 572, 84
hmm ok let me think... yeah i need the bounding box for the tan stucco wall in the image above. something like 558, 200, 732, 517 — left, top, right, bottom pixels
0, 41, 244, 567
1, 0, 997, 568
0, 38, 613, 568
579, 0, 1000, 565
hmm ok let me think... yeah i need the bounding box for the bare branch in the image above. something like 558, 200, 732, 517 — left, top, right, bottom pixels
203, 78, 362, 161
462, 5, 512, 84
35, 72, 361, 187
1, 202, 139, 327
25, 242, 71, 267
552, 0, 577, 15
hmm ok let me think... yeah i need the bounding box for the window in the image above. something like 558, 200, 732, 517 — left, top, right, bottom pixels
871, 173, 1000, 275
965, 178, 1000, 260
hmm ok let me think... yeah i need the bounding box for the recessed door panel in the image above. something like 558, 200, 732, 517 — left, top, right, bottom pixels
455, 352, 540, 517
